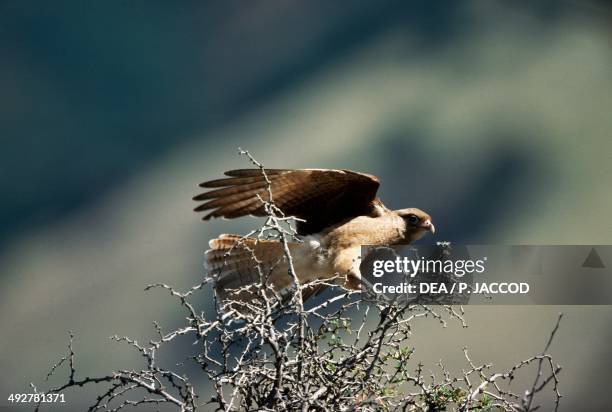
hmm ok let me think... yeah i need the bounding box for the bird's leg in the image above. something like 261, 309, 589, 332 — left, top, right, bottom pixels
332, 246, 362, 288
345, 270, 362, 290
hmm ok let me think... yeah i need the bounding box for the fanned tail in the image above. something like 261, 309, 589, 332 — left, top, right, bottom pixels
205, 234, 293, 304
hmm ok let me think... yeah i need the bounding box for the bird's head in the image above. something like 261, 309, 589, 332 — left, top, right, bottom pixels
395, 208, 435, 243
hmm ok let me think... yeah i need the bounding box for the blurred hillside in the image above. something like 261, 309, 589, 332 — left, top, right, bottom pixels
1, 1, 612, 410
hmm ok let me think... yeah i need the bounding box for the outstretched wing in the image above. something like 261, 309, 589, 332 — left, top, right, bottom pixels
193, 169, 380, 235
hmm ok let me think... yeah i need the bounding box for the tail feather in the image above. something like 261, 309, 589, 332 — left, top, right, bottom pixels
205, 234, 293, 304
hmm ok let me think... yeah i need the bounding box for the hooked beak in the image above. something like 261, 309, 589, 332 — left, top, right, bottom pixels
421, 220, 435, 235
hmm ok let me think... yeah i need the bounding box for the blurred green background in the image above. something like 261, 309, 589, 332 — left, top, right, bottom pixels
1, 1, 612, 410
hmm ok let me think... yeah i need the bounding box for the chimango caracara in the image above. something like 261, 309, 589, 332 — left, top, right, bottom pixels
194, 169, 435, 302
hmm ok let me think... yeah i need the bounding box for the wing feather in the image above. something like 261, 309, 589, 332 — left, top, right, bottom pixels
223, 169, 287, 177
199, 176, 266, 188
194, 169, 380, 234
193, 181, 268, 202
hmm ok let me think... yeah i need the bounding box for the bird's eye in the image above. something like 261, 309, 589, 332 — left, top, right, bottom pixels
407, 214, 419, 225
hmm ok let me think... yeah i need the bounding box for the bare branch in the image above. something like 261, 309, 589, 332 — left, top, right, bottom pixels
34, 150, 563, 412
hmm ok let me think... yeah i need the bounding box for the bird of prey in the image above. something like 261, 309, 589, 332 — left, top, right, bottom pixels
193, 169, 435, 302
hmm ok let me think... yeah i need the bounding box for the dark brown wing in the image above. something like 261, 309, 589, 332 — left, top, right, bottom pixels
193, 169, 380, 235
